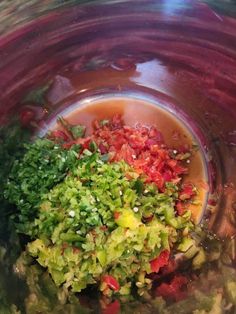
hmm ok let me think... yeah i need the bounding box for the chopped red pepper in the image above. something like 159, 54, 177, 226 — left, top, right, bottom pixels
150, 250, 170, 273
161, 258, 177, 276
62, 140, 77, 149
142, 214, 154, 223
76, 137, 91, 149
113, 211, 120, 220
50, 130, 70, 142
179, 183, 196, 201
162, 170, 173, 182
176, 201, 186, 216
102, 300, 120, 314
72, 247, 80, 254
100, 225, 108, 231
102, 275, 120, 291
99, 143, 108, 154
91, 116, 189, 192
155, 275, 188, 301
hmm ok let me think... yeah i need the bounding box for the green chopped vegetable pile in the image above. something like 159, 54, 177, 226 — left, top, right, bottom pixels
3, 129, 199, 298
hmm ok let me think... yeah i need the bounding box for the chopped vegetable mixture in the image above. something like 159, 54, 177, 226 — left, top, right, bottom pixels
4, 115, 204, 302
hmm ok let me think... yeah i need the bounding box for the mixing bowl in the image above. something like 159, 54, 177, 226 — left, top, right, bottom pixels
0, 0, 236, 313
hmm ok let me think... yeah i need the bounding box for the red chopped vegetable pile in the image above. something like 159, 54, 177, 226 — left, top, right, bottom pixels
53, 114, 197, 215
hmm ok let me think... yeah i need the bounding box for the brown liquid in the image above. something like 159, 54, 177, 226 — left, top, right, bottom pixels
55, 97, 208, 223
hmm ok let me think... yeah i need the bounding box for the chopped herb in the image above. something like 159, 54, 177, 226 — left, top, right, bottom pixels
4, 138, 81, 234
